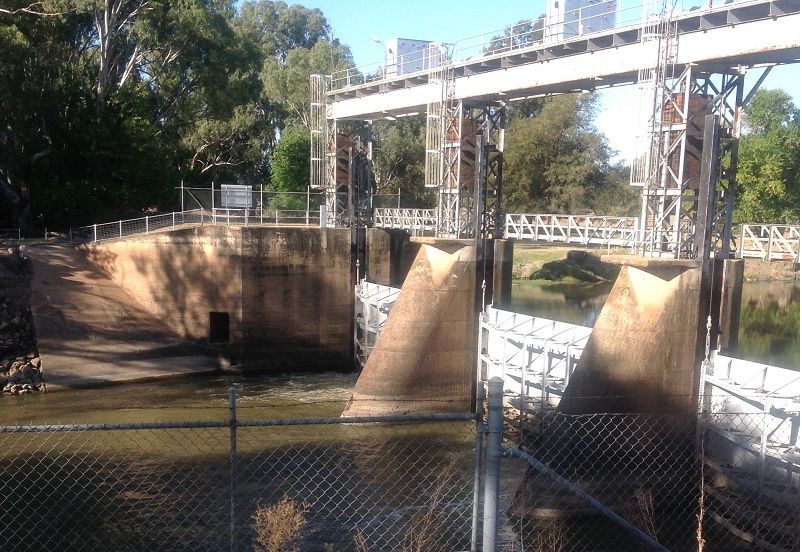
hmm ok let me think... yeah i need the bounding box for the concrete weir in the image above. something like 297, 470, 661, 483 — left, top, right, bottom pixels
343, 241, 477, 416
30, 225, 356, 388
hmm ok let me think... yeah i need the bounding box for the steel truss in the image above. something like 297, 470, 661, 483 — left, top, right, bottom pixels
474, 106, 505, 239
424, 45, 506, 239
636, 62, 757, 259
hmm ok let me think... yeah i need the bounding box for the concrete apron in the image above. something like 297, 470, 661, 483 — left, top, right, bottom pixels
31, 244, 221, 391
559, 256, 707, 415
343, 242, 477, 417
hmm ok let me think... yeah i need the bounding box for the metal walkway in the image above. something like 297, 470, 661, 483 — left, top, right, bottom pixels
328, 0, 799, 119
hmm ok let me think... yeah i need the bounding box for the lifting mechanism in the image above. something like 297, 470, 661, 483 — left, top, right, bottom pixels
312, 0, 790, 256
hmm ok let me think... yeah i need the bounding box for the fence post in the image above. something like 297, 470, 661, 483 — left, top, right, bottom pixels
739, 224, 745, 258
767, 225, 774, 261
471, 381, 486, 551
229, 385, 238, 552
482, 377, 504, 552
145, 216, 149, 234
172, 212, 175, 229
93, 224, 97, 242
119, 220, 122, 239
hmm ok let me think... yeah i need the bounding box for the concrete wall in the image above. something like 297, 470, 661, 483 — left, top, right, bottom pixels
81, 226, 354, 369
365, 228, 421, 287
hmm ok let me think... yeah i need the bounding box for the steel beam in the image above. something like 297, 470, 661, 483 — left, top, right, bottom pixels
329, 13, 798, 120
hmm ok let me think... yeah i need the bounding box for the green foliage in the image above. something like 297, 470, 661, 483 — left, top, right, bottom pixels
734, 89, 800, 224
0, 0, 352, 230
372, 115, 434, 207
269, 126, 309, 193
503, 93, 625, 214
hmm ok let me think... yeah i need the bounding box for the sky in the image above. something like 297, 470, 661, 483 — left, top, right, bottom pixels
294, 0, 800, 161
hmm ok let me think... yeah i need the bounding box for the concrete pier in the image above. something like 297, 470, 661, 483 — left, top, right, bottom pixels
558, 257, 707, 414
344, 241, 477, 416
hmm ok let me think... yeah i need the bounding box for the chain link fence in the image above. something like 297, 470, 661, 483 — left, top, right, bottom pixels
0, 384, 796, 551
0, 397, 476, 552
478, 383, 800, 552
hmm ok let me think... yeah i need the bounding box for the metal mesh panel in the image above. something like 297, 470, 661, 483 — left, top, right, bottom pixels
0, 417, 475, 552
490, 407, 799, 552
0, 426, 230, 551
235, 420, 475, 551
500, 412, 700, 551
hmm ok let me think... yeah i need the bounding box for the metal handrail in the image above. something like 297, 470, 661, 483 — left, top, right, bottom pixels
328, 0, 778, 91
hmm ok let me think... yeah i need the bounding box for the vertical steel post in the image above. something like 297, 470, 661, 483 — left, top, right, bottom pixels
470, 379, 486, 551
145, 216, 149, 234
119, 220, 122, 238
228, 385, 238, 552
93, 224, 97, 242
739, 224, 746, 258
180, 179, 184, 213
767, 225, 774, 261
482, 377, 504, 552
172, 212, 175, 229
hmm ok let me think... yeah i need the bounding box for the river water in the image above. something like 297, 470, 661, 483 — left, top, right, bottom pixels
0, 279, 796, 424
509, 279, 800, 371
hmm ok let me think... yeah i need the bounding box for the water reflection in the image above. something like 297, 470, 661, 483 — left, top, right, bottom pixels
509, 280, 800, 371
508, 281, 613, 327
734, 282, 800, 370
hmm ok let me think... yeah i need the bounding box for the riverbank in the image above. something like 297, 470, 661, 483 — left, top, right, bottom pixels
0, 248, 45, 395
512, 244, 800, 282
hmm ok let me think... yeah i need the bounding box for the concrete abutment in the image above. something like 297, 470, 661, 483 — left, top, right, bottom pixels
80, 225, 355, 371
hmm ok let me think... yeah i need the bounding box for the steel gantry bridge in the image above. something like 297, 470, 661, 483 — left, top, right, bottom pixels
310, 0, 799, 258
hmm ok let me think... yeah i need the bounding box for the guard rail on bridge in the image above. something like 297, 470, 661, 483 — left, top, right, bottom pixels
69, 208, 323, 243
504, 214, 639, 249
69, 207, 799, 263
738, 224, 800, 261
373, 208, 437, 235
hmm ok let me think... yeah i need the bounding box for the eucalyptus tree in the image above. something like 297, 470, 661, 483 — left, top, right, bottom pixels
734, 88, 800, 224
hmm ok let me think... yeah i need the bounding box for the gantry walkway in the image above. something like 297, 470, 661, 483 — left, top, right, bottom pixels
328, 0, 799, 119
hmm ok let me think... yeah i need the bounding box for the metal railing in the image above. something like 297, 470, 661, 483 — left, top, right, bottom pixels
504, 214, 640, 249
354, 280, 401, 366
329, 0, 775, 91
69, 208, 326, 244
738, 224, 800, 261
373, 207, 437, 235
0, 228, 21, 243
70, 209, 206, 243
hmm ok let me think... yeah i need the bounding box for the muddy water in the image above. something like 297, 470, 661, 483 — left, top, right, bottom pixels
0, 371, 358, 425
510, 279, 800, 370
